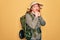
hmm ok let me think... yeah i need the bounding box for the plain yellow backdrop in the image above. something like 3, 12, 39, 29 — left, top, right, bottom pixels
0, 0, 60, 40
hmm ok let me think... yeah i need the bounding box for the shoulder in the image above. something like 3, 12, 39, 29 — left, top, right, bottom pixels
25, 12, 32, 19
25, 12, 31, 16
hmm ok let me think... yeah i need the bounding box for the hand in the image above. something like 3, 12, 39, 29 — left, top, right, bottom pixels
34, 11, 41, 17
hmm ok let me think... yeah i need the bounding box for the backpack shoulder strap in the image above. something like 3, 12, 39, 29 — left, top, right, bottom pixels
26, 13, 34, 20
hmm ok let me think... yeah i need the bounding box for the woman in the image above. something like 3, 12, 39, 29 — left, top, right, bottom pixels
20, 1, 46, 40
25, 2, 46, 40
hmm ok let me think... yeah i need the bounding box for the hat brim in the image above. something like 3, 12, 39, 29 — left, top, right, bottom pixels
31, 3, 43, 9
33, 3, 43, 9
36, 3, 43, 6
28, 2, 43, 9
31, 3, 43, 6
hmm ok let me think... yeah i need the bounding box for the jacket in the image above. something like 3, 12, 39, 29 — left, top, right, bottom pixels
20, 12, 46, 40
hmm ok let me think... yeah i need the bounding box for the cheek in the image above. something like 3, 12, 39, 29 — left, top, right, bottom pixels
31, 7, 36, 11
33, 8, 36, 10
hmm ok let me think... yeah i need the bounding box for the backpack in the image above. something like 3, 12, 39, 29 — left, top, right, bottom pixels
19, 13, 41, 40
19, 13, 33, 40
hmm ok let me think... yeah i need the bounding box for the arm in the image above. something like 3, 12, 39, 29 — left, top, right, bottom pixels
26, 13, 38, 29
38, 16, 46, 26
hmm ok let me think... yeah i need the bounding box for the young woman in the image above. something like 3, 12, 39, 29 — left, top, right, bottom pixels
20, 1, 46, 40
25, 2, 46, 40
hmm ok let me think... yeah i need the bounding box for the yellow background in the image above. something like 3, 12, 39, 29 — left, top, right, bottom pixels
0, 0, 60, 40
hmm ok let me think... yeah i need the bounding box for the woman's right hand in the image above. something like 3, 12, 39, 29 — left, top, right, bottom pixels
34, 11, 41, 17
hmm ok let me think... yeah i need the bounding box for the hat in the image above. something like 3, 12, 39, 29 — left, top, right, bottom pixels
28, 1, 43, 9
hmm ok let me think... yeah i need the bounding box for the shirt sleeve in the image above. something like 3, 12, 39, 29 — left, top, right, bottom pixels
26, 13, 38, 29
38, 16, 46, 26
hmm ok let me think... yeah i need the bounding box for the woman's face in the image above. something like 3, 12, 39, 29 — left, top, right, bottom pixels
31, 4, 40, 12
